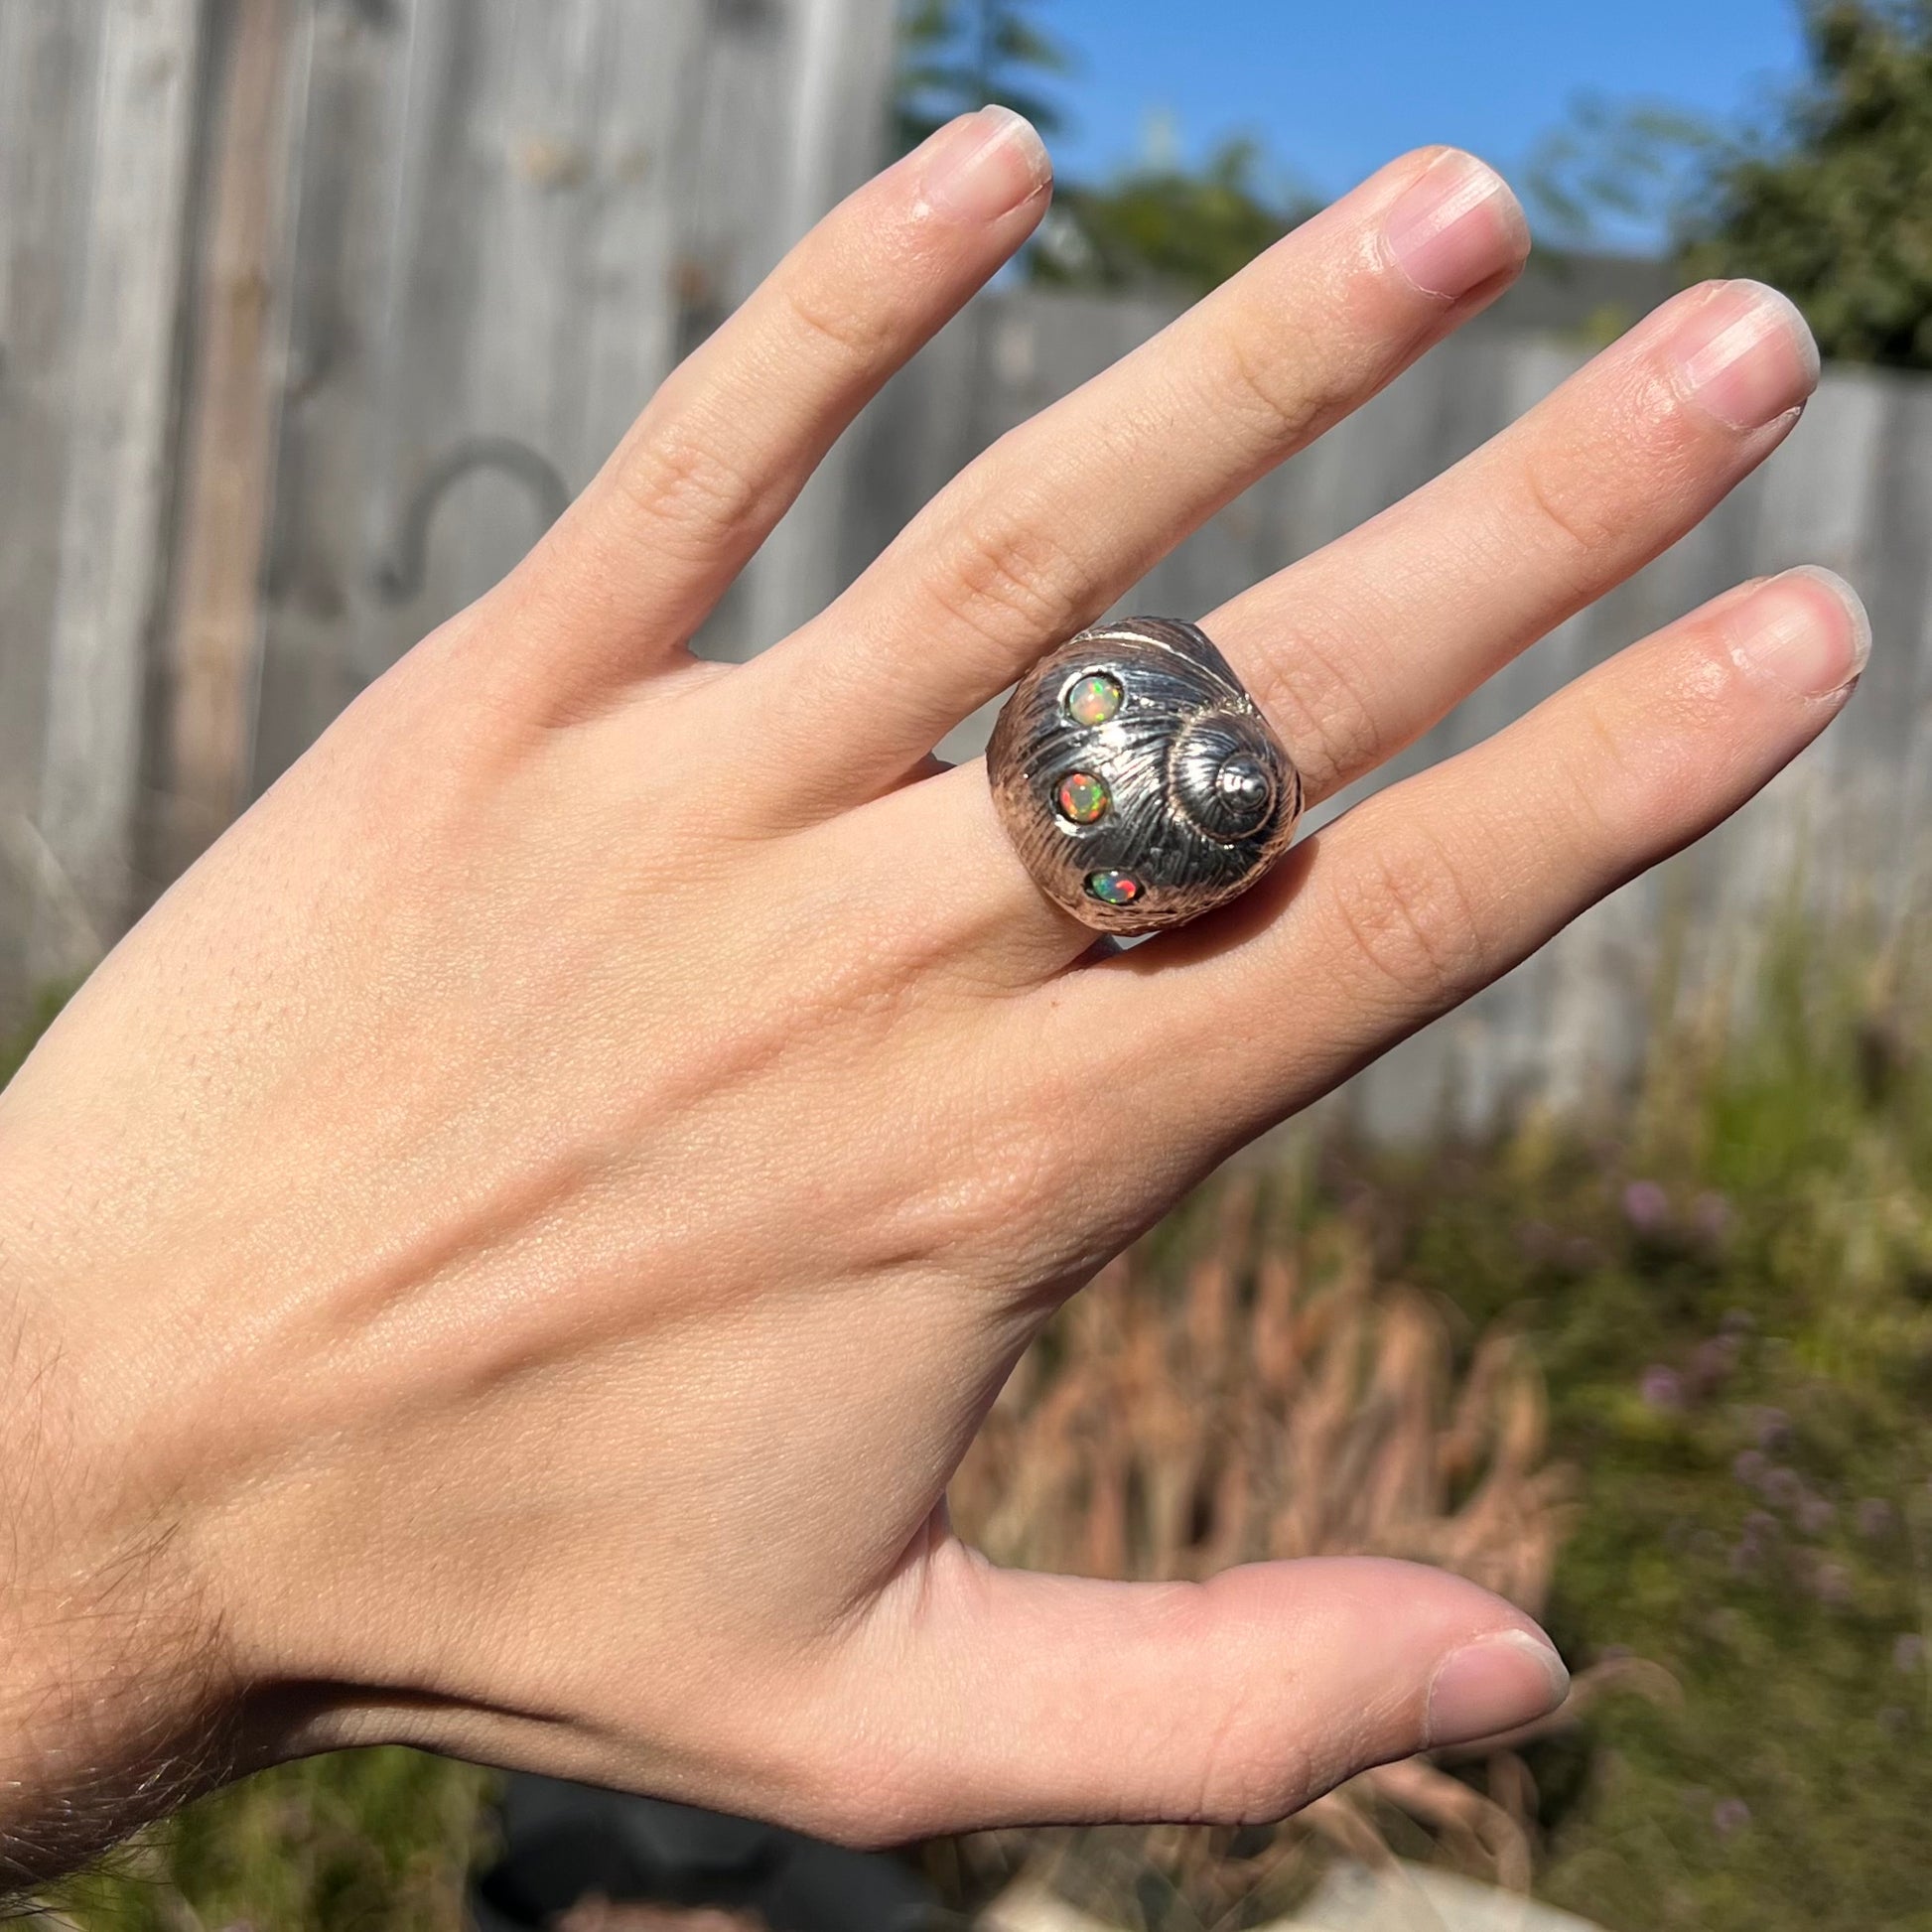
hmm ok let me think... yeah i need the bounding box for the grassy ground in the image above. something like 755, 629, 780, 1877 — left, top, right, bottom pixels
9, 931, 1932, 1929
1338, 943, 1932, 1932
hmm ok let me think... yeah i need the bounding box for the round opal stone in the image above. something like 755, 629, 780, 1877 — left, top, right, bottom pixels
1085, 869, 1142, 906
1065, 672, 1124, 728
1055, 770, 1110, 823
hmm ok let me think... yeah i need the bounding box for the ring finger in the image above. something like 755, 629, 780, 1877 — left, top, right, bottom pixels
890, 273, 1822, 980
1058, 566, 1867, 1173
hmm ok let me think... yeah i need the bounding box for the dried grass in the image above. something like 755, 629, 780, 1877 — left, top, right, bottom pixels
944, 1175, 1657, 1929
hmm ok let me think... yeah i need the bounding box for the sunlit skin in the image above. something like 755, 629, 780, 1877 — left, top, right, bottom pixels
0, 107, 1863, 1888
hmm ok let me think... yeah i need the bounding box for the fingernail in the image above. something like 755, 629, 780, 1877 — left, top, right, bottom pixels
1426, 1629, 1570, 1748
1384, 150, 1528, 301
1670, 280, 1820, 430
917, 105, 1051, 224
1728, 566, 1871, 698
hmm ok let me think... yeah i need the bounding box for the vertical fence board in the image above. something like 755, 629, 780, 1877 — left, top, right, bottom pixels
8, 10, 1932, 1132
0, 2, 107, 1005
30, 0, 205, 981
148, 0, 310, 887
250, 0, 421, 783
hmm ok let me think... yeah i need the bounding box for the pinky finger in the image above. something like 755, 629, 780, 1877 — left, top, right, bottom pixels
1075, 566, 1869, 1151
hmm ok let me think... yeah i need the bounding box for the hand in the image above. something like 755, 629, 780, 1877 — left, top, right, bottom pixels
0, 109, 1860, 1883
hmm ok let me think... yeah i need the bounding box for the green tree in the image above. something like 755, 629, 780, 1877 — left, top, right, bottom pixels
1522, 91, 1716, 252
892, 4, 1305, 298
1682, 0, 1932, 368
895, 0, 1074, 150
1031, 137, 1316, 299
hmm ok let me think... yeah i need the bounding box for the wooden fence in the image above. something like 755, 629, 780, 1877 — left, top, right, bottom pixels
855, 295, 1929, 1136
2, 0, 1926, 1133
0, 0, 895, 987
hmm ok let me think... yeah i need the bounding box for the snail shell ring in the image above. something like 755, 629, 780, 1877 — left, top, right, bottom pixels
987, 617, 1305, 935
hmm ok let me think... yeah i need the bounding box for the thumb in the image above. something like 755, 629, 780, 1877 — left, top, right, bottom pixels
849, 1552, 1568, 1839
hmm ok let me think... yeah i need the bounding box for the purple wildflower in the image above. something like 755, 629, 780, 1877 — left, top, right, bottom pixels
1811, 1561, 1852, 1606
1622, 1178, 1671, 1234
1713, 1797, 1751, 1837
1640, 1364, 1684, 1411
1693, 1191, 1733, 1241
1893, 1633, 1924, 1674
1796, 1491, 1837, 1536
1691, 1334, 1738, 1392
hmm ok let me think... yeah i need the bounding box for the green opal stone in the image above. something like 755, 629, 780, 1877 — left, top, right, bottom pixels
1065, 673, 1123, 727
1085, 870, 1142, 906
1055, 770, 1110, 824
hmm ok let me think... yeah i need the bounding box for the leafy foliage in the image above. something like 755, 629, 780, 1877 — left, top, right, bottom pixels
36, 1750, 496, 1932
894, 0, 1073, 150
1521, 91, 1717, 251
1031, 138, 1316, 299
1679, 1, 1932, 367
1360, 931, 1932, 1932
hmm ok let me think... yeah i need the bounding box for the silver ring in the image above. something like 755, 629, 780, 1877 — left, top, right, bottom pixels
987, 617, 1305, 935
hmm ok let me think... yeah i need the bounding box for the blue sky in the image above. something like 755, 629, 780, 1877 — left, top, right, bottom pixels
1040, 1, 1810, 252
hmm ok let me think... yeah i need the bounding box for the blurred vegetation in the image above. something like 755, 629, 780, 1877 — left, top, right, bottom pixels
9, 921, 1932, 1930
1681, 0, 1932, 367
1530, 2, 1932, 369
1521, 92, 1717, 254
894, 0, 1074, 149
930, 924, 1932, 1932
1029, 139, 1315, 299
893, 0, 1308, 299
1346, 934, 1932, 1932
32, 1750, 496, 1932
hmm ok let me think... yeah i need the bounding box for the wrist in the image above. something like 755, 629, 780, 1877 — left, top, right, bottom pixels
0, 1209, 242, 1892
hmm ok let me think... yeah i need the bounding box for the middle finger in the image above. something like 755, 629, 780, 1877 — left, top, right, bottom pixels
743, 146, 1531, 816
872, 276, 1821, 986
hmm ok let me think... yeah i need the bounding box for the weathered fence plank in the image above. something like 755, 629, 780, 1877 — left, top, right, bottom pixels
0, 1, 107, 994
152, 0, 311, 884
29, 0, 206, 981
2, 10, 1927, 1137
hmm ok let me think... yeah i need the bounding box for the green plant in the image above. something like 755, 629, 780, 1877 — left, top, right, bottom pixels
894, 0, 1073, 151
1681, 1, 1932, 368
1029, 139, 1315, 298
34, 1750, 497, 1932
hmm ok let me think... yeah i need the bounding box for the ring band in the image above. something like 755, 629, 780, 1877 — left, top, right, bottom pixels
987, 617, 1304, 934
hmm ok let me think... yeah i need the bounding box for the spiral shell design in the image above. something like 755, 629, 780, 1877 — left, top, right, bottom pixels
987, 617, 1304, 934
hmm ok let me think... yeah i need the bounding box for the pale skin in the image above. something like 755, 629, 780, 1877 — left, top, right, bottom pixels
0, 109, 1866, 1886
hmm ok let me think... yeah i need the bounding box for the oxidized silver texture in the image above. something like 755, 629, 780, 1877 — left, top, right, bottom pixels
987, 617, 1304, 935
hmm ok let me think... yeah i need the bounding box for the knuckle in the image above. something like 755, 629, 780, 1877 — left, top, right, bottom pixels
611, 416, 766, 553
888, 1108, 1079, 1286
1559, 687, 1642, 846
1190, 1721, 1320, 1825
1252, 617, 1388, 794
1326, 824, 1488, 1007
775, 268, 897, 371
1201, 307, 1330, 454
1513, 440, 1623, 565
922, 505, 1093, 658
